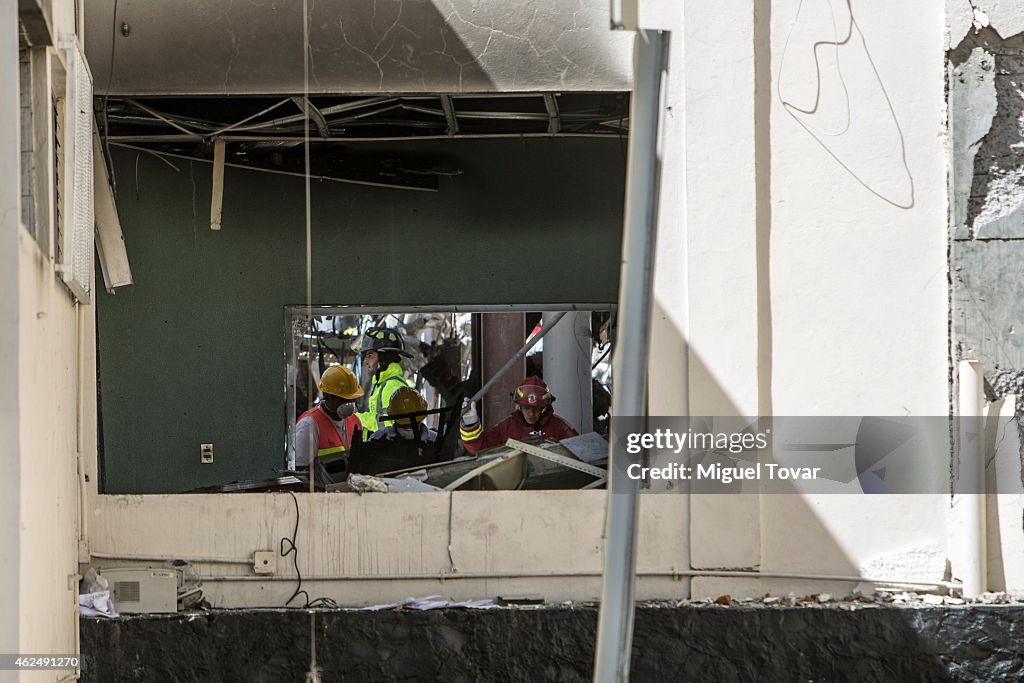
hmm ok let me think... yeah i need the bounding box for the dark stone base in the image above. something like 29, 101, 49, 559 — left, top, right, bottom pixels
81, 605, 1024, 682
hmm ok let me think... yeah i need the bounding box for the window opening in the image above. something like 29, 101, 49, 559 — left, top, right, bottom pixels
284, 306, 613, 493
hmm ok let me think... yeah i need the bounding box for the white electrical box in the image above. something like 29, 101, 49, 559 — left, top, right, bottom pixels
103, 567, 178, 614
253, 550, 276, 575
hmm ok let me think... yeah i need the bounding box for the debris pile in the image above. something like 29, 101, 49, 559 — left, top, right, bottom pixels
664, 589, 1024, 610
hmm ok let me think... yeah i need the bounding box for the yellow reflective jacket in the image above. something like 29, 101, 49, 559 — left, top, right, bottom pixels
355, 362, 410, 435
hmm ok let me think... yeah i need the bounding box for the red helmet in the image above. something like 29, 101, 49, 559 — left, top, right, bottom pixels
513, 377, 554, 409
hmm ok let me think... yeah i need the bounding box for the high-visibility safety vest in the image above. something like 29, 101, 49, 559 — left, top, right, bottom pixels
299, 405, 360, 459
355, 362, 410, 435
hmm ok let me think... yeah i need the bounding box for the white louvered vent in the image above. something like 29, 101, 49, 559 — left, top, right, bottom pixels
113, 580, 141, 604
58, 40, 93, 303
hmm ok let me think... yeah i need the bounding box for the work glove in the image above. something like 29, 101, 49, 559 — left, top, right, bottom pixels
461, 400, 480, 428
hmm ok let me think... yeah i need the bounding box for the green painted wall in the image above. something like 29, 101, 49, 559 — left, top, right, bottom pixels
98, 138, 624, 493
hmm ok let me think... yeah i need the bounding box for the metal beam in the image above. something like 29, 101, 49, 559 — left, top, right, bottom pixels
593, 29, 671, 683
285, 304, 612, 316
107, 132, 620, 143
110, 143, 439, 193
440, 95, 459, 137
124, 98, 203, 136
236, 97, 396, 133
289, 96, 330, 138
544, 93, 561, 134
210, 138, 226, 230
93, 129, 133, 288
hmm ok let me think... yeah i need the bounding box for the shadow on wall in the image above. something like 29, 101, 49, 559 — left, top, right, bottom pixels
649, 296, 951, 584
647, 180, 960, 673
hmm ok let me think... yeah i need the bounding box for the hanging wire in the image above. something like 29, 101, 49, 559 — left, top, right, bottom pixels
303, 0, 314, 498
299, 13, 325, 683
280, 492, 337, 609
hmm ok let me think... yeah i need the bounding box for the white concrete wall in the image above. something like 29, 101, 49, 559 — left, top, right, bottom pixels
656, 0, 954, 599
88, 493, 689, 607
1, 0, 24, 668
759, 0, 951, 595
17, 218, 84, 683
5, 2, 90, 678
771, 0, 947, 416
81, 0, 1024, 609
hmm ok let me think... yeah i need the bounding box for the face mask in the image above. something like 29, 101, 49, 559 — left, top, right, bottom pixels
322, 398, 349, 418
396, 426, 416, 440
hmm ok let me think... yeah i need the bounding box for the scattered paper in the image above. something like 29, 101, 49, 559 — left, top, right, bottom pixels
560, 432, 608, 464
79, 591, 119, 618
348, 475, 443, 493
357, 595, 497, 611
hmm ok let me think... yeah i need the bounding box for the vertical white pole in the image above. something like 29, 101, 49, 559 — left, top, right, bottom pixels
957, 359, 986, 597
594, 29, 671, 683
542, 311, 593, 434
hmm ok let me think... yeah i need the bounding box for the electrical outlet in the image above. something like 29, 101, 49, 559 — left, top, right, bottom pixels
200, 442, 214, 464
253, 550, 276, 575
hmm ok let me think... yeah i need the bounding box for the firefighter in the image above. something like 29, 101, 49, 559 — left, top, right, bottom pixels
460, 376, 578, 454
354, 326, 412, 436
294, 365, 364, 467
349, 387, 441, 475
370, 387, 437, 443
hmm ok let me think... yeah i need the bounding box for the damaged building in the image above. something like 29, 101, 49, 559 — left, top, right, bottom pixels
3, 0, 1024, 680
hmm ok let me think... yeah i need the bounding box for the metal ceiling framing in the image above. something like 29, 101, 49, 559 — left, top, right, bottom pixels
101, 93, 629, 143
99, 92, 630, 191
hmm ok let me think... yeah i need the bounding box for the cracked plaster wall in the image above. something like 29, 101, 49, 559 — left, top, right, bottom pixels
949, 25, 1024, 380
84, 0, 633, 96
948, 10, 1024, 589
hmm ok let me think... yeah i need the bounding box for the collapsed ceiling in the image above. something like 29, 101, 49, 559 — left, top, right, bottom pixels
86, 0, 633, 190
99, 93, 630, 190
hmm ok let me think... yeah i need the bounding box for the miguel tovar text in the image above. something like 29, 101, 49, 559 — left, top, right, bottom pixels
627, 462, 821, 483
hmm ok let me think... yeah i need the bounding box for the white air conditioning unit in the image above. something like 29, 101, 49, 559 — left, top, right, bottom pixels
102, 568, 178, 614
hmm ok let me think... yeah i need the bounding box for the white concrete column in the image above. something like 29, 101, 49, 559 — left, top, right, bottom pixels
542, 311, 592, 434
956, 360, 987, 597
682, 0, 763, 575
0, 0, 22, 662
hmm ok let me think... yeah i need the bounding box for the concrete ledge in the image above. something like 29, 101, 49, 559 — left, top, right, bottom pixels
81, 605, 1024, 681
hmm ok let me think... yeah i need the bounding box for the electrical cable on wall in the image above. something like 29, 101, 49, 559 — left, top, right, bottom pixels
280, 492, 336, 610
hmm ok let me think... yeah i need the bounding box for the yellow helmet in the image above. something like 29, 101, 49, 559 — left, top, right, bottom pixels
317, 365, 364, 400
383, 387, 428, 425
